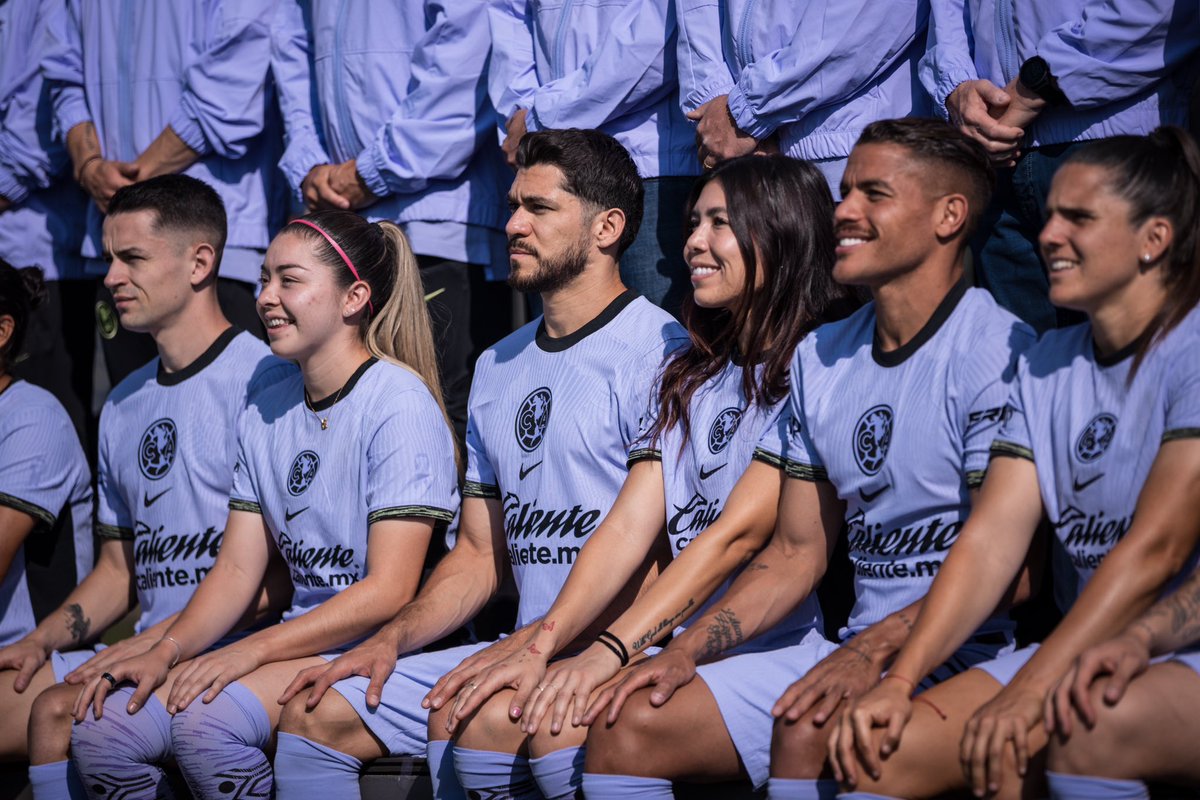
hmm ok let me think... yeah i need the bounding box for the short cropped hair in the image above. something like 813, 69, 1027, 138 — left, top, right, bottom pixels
856, 118, 995, 236
107, 174, 228, 260
516, 128, 644, 255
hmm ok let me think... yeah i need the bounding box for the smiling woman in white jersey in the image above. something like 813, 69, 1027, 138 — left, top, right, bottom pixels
421, 155, 860, 798
69, 209, 459, 800
832, 127, 1200, 800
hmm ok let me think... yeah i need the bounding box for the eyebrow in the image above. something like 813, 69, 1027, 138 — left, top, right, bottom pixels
856, 179, 894, 193
111, 246, 149, 259
508, 193, 557, 207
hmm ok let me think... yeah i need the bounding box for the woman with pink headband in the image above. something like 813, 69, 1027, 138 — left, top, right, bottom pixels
70, 211, 461, 800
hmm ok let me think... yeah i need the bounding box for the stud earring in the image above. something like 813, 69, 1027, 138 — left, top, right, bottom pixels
1141, 254, 1152, 264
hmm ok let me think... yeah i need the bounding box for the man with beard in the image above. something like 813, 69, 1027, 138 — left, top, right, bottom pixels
268, 129, 686, 800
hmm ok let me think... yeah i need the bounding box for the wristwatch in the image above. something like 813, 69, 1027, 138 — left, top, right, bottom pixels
1018, 56, 1069, 107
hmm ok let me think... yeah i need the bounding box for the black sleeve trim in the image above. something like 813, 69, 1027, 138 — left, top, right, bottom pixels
989, 440, 1034, 462
785, 462, 829, 482
0, 492, 55, 529
97, 522, 134, 541
1163, 427, 1200, 443
369, 505, 456, 524
626, 448, 662, 469
228, 498, 262, 515
463, 481, 501, 499
965, 469, 987, 489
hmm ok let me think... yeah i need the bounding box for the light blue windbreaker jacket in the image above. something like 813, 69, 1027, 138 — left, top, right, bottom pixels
921, 0, 1200, 147
40, 0, 281, 283
676, 0, 930, 175
488, 0, 699, 179
272, 0, 511, 274
0, 0, 86, 281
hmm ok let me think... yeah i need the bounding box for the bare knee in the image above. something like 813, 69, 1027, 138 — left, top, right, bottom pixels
584, 690, 665, 775
278, 690, 356, 749
453, 691, 527, 755
1048, 680, 1144, 777
28, 683, 79, 764
769, 711, 831, 779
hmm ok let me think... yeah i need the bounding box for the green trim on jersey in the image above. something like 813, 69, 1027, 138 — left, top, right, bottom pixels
368, 505, 456, 524
229, 498, 262, 515
627, 448, 662, 469
965, 469, 987, 489
97, 522, 134, 540
0, 491, 54, 529
1163, 427, 1200, 443
785, 461, 829, 482
463, 480, 500, 499
990, 440, 1034, 461
751, 448, 786, 470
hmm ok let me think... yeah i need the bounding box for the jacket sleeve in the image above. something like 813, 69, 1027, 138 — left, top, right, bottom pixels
1036, 0, 1200, 108
269, 0, 330, 200
918, 0, 981, 118
165, 0, 274, 159
513, 0, 678, 132
0, 4, 62, 203
354, 0, 496, 197
40, 0, 92, 144
675, 0, 736, 113
487, 0, 541, 122
725, 0, 928, 139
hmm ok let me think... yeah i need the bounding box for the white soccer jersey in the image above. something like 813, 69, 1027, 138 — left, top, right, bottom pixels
992, 307, 1200, 594
759, 282, 1036, 637
229, 358, 459, 620
463, 291, 686, 627
630, 356, 821, 649
0, 381, 93, 645
96, 329, 291, 632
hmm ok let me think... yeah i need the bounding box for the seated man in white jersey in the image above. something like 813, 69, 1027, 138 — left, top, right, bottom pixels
577, 118, 1037, 800
270, 128, 686, 799
0, 263, 93, 763
0, 175, 291, 800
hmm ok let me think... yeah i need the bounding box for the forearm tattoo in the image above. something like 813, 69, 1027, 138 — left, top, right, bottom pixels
842, 640, 873, 665
630, 599, 696, 652
697, 608, 743, 662
897, 611, 915, 632
1141, 571, 1200, 652
64, 603, 91, 645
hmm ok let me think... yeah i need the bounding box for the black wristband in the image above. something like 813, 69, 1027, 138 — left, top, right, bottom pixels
596, 631, 630, 667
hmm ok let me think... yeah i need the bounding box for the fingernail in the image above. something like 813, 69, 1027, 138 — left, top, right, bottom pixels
511, 706, 521, 716
128, 703, 139, 713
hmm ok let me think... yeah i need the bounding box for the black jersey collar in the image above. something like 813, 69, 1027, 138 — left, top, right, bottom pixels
309, 357, 378, 410
1093, 329, 1145, 368
535, 289, 638, 353
157, 327, 241, 386
872, 277, 969, 368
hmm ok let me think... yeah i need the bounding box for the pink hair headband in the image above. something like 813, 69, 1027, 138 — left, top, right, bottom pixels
291, 218, 375, 315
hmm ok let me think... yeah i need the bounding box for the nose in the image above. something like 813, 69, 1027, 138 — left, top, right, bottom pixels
102, 259, 125, 291
684, 221, 707, 261
1038, 213, 1066, 253
506, 207, 531, 238
833, 193, 861, 227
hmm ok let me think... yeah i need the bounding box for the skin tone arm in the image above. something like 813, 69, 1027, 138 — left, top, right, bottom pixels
65, 122, 138, 212
133, 126, 199, 180
301, 161, 377, 212
437, 460, 783, 732
277, 495, 510, 710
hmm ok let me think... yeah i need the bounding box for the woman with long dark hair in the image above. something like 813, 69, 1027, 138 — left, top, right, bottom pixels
829, 127, 1200, 800
425, 154, 857, 799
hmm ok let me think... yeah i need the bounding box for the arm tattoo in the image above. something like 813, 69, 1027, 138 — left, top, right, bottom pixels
897, 612, 915, 632
64, 603, 91, 645
1140, 571, 1200, 652
842, 640, 873, 665
630, 598, 696, 652
541, 620, 555, 632
697, 608, 743, 662
745, 561, 769, 572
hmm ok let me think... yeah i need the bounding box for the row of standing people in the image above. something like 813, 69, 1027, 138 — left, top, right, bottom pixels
2, 0, 1198, 450
2, 116, 1199, 800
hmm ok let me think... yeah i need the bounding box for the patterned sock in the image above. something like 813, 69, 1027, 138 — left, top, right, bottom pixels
70, 688, 174, 800
530, 746, 585, 799
272, 732, 362, 799
28, 760, 87, 800
766, 777, 839, 799
1046, 771, 1150, 800
453, 746, 541, 799
426, 740, 465, 800
170, 681, 272, 799
580, 772, 674, 799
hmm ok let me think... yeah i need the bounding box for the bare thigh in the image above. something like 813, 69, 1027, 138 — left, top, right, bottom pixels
224, 657, 328, 731
584, 676, 744, 782
0, 663, 56, 759
277, 685, 389, 763
850, 669, 1047, 800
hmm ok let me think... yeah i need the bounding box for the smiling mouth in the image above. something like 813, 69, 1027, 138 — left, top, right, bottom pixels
1048, 258, 1078, 273
264, 317, 293, 330
690, 265, 719, 278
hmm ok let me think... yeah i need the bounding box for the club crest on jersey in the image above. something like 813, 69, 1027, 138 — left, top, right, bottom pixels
1075, 413, 1117, 463
515, 387, 553, 452
138, 418, 177, 480
853, 405, 893, 476
708, 408, 743, 454
287, 450, 320, 496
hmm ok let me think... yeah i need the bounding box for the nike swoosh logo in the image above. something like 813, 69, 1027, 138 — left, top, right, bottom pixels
699, 463, 727, 480
143, 488, 171, 507
519, 461, 543, 480
859, 485, 887, 503
1072, 474, 1104, 492
285, 506, 309, 522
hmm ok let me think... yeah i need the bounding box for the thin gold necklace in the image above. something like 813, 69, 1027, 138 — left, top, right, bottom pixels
304, 382, 346, 430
